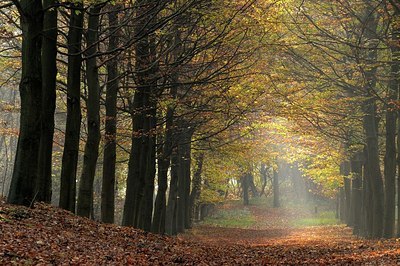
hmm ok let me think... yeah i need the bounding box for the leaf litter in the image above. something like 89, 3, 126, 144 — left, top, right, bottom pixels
1, 197, 400, 265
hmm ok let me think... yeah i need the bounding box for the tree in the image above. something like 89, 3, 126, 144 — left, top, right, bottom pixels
122, 0, 159, 229
383, 3, 400, 238
101, 4, 120, 224
273, 165, 280, 208
59, 1, 84, 212
7, 0, 44, 206
77, 4, 102, 218
36, 0, 57, 203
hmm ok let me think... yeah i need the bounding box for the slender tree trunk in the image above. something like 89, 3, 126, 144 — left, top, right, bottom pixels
249, 173, 258, 198
138, 32, 158, 231
8, 0, 43, 206
339, 187, 345, 222
166, 148, 179, 235
122, 0, 158, 229
341, 161, 352, 225
36, 0, 57, 203
361, 146, 373, 238
397, 97, 400, 235
351, 152, 363, 235
383, 15, 399, 237
361, 2, 383, 239
184, 130, 194, 229
122, 98, 143, 226
398, 115, 400, 237
189, 152, 204, 227
242, 173, 249, 205
101, 5, 119, 224
59, 2, 84, 212
138, 91, 157, 231
176, 127, 192, 232
77, 5, 102, 218
363, 102, 384, 238
152, 96, 175, 233
259, 163, 267, 197
273, 168, 280, 208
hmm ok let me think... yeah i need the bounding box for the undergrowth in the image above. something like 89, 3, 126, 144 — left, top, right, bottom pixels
201, 208, 256, 228
291, 211, 339, 227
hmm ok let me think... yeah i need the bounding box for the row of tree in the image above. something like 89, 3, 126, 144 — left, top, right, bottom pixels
4, 0, 400, 239
2, 0, 270, 235
276, 0, 400, 238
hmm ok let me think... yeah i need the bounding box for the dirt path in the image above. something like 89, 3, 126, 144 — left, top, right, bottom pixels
181, 203, 400, 264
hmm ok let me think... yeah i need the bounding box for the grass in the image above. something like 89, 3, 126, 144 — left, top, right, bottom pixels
291, 211, 339, 227
201, 207, 256, 228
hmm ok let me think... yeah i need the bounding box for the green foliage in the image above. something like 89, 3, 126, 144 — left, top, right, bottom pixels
201, 207, 256, 228
291, 211, 339, 227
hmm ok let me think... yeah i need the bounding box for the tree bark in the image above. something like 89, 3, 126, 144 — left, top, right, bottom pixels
339, 187, 345, 222
273, 168, 280, 208
59, 2, 84, 212
77, 5, 102, 218
242, 173, 249, 206
122, 0, 158, 229
166, 148, 179, 235
101, 5, 119, 224
122, 96, 143, 226
363, 99, 383, 238
259, 163, 267, 197
176, 126, 193, 232
350, 152, 363, 235
386, 6, 400, 238
8, 0, 43, 206
341, 161, 352, 225
152, 94, 175, 233
383, 15, 399, 237
361, 2, 383, 239
36, 0, 57, 203
188, 152, 204, 227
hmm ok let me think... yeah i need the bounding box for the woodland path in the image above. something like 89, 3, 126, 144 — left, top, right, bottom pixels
1, 198, 400, 265
181, 202, 400, 265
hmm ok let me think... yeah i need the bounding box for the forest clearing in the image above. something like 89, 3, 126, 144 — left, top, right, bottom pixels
1, 197, 400, 265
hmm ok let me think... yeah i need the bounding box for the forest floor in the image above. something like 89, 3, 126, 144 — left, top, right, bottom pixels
1, 197, 400, 265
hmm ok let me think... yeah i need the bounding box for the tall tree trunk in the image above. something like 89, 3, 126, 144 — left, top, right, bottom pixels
363, 101, 383, 238
273, 167, 280, 208
242, 173, 250, 206
361, 2, 383, 239
166, 148, 179, 235
138, 91, 157, 231
383, 13, 399, 237
341, 161, 352, 225
176, 126, 192, 232
77, 5, 102, 218
59, 2, 84, 212
183, 130, 194, 229
101, 5, 119, 224
249, 173, 258, 197
36, 0, 57, 203
361, 146, 373, 238
122, 0, 158, 229
122, 97, 143, 226
397, 58, 400, 237
398, 111, 400, 237
259, 163, 267, 197
351, 152, 363, 235
152, 96, 175, 233
189, 152, 204, 227
339, 187, 345, 222
8, 0, 43, 206
138, 32, 158, 231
